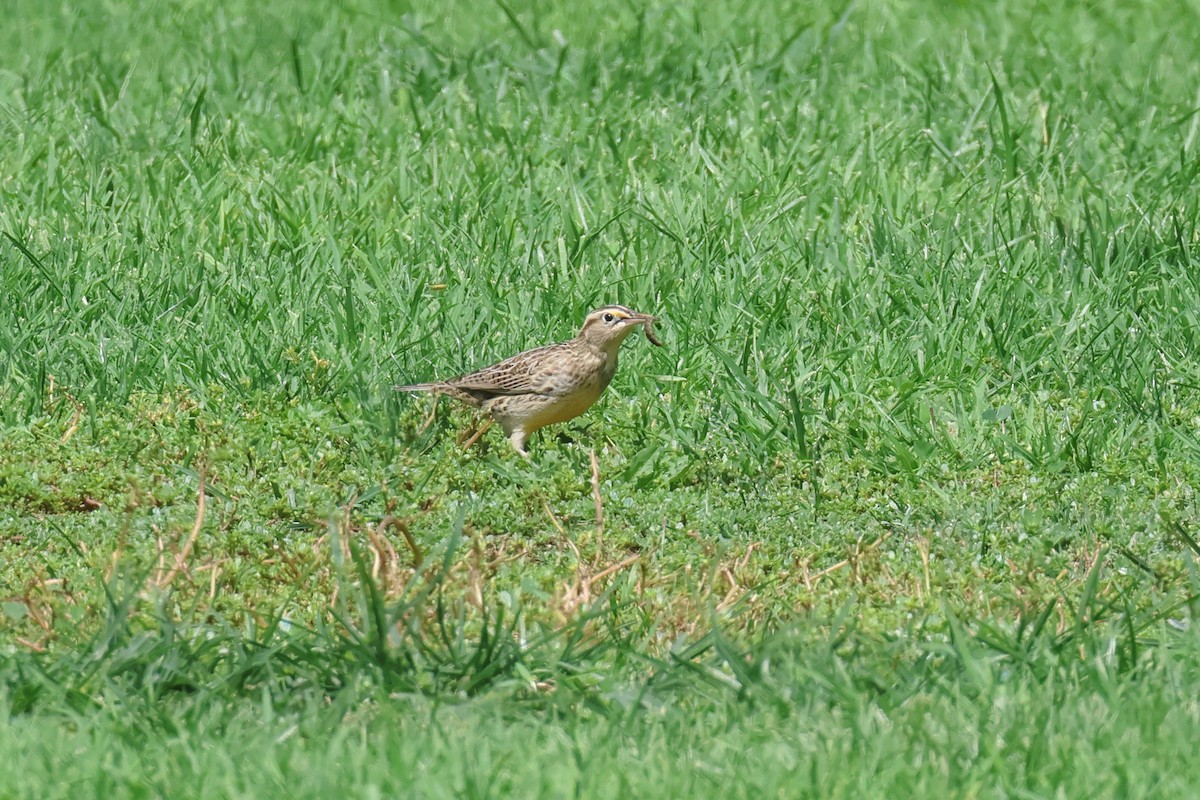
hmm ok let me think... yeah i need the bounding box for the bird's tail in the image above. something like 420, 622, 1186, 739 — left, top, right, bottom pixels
394, 382, 441, 393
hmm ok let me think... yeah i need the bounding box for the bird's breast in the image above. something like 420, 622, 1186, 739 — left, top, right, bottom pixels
531, 383, 606, 428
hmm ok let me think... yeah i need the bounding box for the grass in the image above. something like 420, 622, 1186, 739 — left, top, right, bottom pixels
3, 0, 1200, 795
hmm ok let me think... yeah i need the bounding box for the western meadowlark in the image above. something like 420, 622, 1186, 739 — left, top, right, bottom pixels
396, 305, 662, 455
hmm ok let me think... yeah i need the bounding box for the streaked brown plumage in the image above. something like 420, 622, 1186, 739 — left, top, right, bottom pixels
396, 305, 661, 455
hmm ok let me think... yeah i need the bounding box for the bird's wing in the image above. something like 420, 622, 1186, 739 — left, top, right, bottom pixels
448, 343, 584, 397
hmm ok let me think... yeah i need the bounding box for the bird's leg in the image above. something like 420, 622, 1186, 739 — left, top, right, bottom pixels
508, 429, 531, 458
460, 418, 494, 452
417, 396, 439, 435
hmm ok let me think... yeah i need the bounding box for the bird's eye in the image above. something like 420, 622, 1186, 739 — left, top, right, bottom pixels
603, 313, 615, 323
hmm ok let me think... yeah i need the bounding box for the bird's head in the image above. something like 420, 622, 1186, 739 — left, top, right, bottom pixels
578, 305, 659, 352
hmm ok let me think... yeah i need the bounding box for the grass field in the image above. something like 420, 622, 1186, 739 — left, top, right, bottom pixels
4, 0, 1200, 795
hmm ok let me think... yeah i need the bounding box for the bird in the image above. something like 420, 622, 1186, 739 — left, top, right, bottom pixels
396, 305, 662, 456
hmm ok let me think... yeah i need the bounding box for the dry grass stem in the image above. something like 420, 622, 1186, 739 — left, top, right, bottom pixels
153, 467, 207, 590
590, 448, 604, 556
